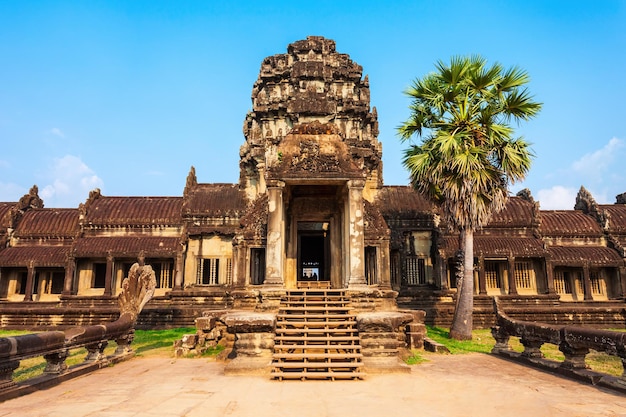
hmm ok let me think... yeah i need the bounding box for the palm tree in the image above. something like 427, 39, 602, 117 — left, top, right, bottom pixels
398, 55, 541, 340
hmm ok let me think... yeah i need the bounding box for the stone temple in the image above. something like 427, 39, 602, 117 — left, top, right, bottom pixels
1, 36, 625, 330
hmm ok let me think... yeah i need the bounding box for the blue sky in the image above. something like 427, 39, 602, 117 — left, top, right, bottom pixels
1, 1, 625, 209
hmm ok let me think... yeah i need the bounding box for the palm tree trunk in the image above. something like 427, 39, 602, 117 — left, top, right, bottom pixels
449, 228, 474, 340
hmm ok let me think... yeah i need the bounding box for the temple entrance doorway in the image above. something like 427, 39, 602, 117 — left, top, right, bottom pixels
297, 223, 330, 287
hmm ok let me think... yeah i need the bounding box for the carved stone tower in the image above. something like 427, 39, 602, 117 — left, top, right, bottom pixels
237, 37, 389, 292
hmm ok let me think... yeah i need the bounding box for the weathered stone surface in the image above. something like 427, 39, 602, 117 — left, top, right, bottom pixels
356, 311, 414, 332
223, 312, 276, 333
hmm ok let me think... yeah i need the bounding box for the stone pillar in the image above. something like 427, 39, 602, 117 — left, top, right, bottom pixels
582, 262, 593, 301
346, 180, 366, 288
62, 255, 75, 296
438, 249, 449, 290
264, 181, 285, 287
173, 251, 184, 291
507, 256, 518, 295
618, 265, 626, 299
478, 256, 487, 295
104, 252, 114, 297
23, 260, 35, 302
378, 242, 392, 290
545, 257, 556, 294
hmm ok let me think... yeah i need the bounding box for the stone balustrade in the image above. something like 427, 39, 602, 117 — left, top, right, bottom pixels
0, 262, 155, 401
491, 297, 626, 393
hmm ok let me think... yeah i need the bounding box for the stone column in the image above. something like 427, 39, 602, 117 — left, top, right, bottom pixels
62, 255, 75, 296
346, 180, 366, 288
507, 256, 518, 295
545, 257, 556, 294
264, 181, 285, 287
173, 251, 184, 291
438, 249, 449, 290
378, 242, 392, 290
618, 265, 626, 299
582, 262, 593, 301
23, 260, 35, 302
478, 255, 487, 295
104, 252, 114, 297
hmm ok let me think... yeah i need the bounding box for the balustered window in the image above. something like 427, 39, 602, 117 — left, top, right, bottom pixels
405, 257, 426, 285
554, 270, 573, 294
514, 261, 533, 289
152, 261, 174, 288
485, 261, 502, 289
196, 258, 232, 285
590, 270, 604, 295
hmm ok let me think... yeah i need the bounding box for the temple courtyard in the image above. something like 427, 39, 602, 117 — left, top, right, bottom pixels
1, 353, 624, 417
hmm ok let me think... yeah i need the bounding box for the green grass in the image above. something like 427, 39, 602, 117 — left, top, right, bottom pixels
420, 326, 624, 377
0, 327, 198, 383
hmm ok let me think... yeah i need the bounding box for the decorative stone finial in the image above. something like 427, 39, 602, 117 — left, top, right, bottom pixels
118, 263, 156, 324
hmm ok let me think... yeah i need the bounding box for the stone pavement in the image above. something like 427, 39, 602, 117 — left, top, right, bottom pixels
1, 353, 625, 417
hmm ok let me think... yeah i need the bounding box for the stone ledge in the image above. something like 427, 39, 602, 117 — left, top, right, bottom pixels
424, 337, 450, 353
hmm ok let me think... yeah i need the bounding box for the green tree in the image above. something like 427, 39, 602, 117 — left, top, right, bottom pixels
398, 55, 541, 340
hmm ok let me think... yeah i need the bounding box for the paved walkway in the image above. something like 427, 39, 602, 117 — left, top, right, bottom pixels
1, 353, 625, 417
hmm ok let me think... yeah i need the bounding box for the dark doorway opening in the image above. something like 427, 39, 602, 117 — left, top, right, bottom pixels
299, 233, 329, 283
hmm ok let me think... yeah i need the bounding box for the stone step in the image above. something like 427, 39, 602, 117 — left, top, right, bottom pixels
279, 306, 351, 312
276, 320, 356, 329
274, 362, 364, 369
276, 313, 355, 320
281, 300, 351, 307
275, 334, 360, 341
273, 343, 362, 351
271, 289, 363, 381
273, 352, 363, 360
276, 328, 358, 335
272, 370, 365, 381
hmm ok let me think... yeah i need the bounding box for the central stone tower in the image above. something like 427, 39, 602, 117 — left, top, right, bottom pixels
236, 36, 391, 295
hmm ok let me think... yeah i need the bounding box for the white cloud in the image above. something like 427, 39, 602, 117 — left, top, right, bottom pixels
536, 185, 578, 210
571, 137, 624, 178
39, 155, 104, 207
0, 182, 27, 202
49, 128, 65, 138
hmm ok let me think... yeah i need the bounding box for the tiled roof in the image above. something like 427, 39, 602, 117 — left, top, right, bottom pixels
14, 208, 79, 238
374, 186, 436, 218
440, 236, 546, 258
85, 197, 183, 226
547, 246, 622, 266
539, 211, 602, 236
73, 236, 180, 258
183, 183, 247, 217
601, 204, 626, 233
0, 246, 69, 267
487, 197, 536, 228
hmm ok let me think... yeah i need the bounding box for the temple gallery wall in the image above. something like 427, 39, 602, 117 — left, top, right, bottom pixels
1, 36, 625, 329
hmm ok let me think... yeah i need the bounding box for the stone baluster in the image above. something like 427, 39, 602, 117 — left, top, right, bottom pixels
43, 349, 69, 374
0, 360, 20, 390
85, 341, 109, 363
115, 329, 135, 355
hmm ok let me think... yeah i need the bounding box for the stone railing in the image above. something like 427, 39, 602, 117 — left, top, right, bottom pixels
491, 297, 626, 393
0, 263, 156, 401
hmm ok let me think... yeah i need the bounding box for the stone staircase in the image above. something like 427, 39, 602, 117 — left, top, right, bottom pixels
271, 289, 365, 380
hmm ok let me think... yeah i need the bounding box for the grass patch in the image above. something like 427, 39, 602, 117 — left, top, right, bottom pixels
425, 326, 624, 376
0, 327, 196, 383
404, 351, 428, 365
200, 344, 225, 357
